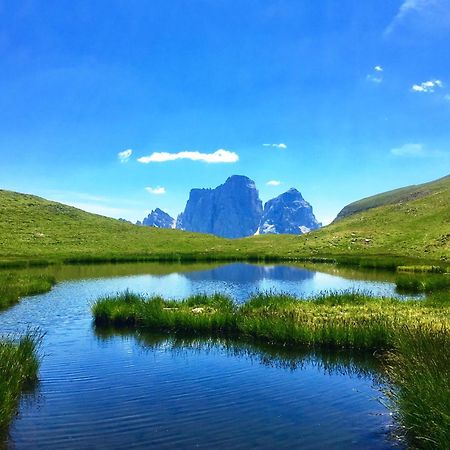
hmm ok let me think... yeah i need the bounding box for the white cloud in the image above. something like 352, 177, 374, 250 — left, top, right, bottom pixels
118, 149, 132, 163
263, 143, 287, 149
137, 149, 238, 164
411, 79, 444, 93
266, 180, 281, 186
445, 94, 450, 101
145, 186, 166, 195
374, 65, 384, 72
391, 143, 426, 157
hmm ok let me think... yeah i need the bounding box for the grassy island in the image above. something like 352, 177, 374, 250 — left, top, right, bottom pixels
93, 290, 450, 449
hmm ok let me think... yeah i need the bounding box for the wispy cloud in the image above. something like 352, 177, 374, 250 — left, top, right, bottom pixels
145, 186, 166, 195
411, 79, 444, 92
137, 149, 239, 164
266, 180, 281, 186
262, 143, 287, 149
445, 94, 450, 101
367, 74, 383, 84
384, 0, 450, 36
391, 143, 425, 157
385, 0, 431, 35
366, 65, 384, 84
118, 149, 132, 163
63, 202, 138, 218
390, 143, 447, 158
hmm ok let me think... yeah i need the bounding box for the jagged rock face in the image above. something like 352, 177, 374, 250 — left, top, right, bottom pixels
141, 208, 175, 228
258, 188, 320, 235
177, 175, 263, 238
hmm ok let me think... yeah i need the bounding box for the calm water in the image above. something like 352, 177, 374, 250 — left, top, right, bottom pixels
0, 263, 402, 449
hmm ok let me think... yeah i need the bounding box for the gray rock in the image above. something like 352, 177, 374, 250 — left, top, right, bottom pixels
140, 208, 175, 229
258, 188, 320, 235
177, 175, 263, 238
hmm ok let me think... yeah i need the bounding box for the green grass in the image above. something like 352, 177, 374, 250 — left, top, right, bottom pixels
93, 291, 237, 334
92, 290, 450, 350
0, 332, 41, 432
385, 326, 450, 449
334, 174, 450, 221
395, 274, 450, 294
0, 173, 449, 268
0, 272, 55, 310
93, 290, 450, 448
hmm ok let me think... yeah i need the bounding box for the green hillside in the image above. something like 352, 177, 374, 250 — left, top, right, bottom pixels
0, 174, 449, 268
0, 190, 225, 266
236, 174, 449, 264
334, 175, 450, 221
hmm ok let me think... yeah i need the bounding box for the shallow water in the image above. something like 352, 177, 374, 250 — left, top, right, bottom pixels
0, 263, 402, 449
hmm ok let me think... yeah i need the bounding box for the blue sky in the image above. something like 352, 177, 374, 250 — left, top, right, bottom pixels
1, 0, 449, 224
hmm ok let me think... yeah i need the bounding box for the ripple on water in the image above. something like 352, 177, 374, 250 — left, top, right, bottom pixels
1, 263, 400, 449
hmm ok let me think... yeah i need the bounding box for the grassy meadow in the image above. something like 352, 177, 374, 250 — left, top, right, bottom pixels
93, 290, 450, 448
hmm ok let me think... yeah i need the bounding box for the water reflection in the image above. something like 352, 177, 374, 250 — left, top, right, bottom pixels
6, 261, 408, 302
184, 263, 315, 283
95, 326, 384, 379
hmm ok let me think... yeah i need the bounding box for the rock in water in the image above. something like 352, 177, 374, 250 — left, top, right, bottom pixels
258, 188, 320, 235
140, 208, 175, 228
177, 175, 263, 238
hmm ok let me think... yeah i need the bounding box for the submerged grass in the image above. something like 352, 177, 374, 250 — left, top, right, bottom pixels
0, 272, 55, 310
0, 331, 41, 432
93, 290, 450, 447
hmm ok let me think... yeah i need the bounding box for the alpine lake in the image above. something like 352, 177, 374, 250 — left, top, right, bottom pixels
1, 261, 416, 449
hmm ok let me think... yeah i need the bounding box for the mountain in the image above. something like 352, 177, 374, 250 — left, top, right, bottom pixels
177, 175, 263, 238
258, 188, 321, 235
140, 208, 175, 229
1, 174, 448, 267
334, 175, 450, 221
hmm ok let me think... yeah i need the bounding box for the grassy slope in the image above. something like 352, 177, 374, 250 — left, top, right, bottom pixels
0, 190, 226, 265
1, 174, 449, 266
236, 174, 450, 263
334, 174, 450, 220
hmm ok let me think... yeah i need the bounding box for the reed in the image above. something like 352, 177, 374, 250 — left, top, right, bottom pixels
385, 325, 450, 449
0, 331, 41, 431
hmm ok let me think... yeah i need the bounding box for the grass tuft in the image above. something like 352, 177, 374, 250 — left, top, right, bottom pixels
0, 331, 42, 432
385, 325, 450, 449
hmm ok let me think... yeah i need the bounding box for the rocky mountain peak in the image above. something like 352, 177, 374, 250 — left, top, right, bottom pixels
258, 188, 320, 235
177, 175, 263, 238
140, 208, 175, 229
